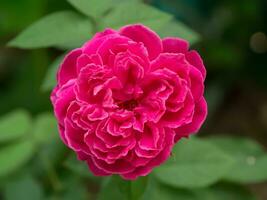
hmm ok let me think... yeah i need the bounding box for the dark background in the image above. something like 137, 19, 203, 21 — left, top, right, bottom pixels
1, 0, 267, 199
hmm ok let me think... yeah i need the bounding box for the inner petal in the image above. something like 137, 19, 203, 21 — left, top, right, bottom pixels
118, 99, 139, 111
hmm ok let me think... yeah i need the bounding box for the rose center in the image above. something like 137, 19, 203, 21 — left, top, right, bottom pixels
118, 99, 138, 111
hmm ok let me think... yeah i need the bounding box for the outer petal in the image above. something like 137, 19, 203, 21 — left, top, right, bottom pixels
186, 50, 206, 79
51, 80, 76, 125
77, 150, 90, 160
121, 128, 175, 180
162, 37, 189, 54
92, 157, 135, 174
160, 92, 194, 128
120, 24, 162, 60
189, 66, 204, 101
175, 97, 208, 141
58, 124, 67, 145
57, 48, 82, 86
86, 156, 111, 176
82, 28, 117, 54
150, 53, 190, 80
64, 119, 90, 153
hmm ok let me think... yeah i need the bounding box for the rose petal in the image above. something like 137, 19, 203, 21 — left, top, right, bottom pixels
97, 36, 130, 64
76, 54, 103, 72
82, 28, 117, 54
121, 128, 175, 180
86, 156, 111, 176
120, 24, 162, 60
175, 97, 208, 141
162, 37, 189, 54
160, 92, 195, 128
51, 80, 76, 125
151, 53, 190, 80
64, 118, 90, 153
186, 50, 206, 79
189, 66, 204, 101
92, 157, 135, 174
57, 48, 82, 86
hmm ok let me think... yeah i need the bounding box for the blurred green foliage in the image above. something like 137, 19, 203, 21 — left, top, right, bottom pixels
1, 0, 267, 199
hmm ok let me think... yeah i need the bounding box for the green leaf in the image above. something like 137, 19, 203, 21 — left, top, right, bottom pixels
192, 183, 257, 200
142, 176, 195, 200
208, 136, 267, 183
67, 0, 143, 19
0, 140, 35, 177
101, 176, 256, 200
100, 2, 172, 31
67, 0, 115, 19
154, 138, 234, 188
32, 112, 58, 144
0, 110, 31, 143
207, 136, 264, 156
4, 174, 44, 200
8, 11, 93, 49
41, 54, 64, 92
226, 156, 267, 183
142, 177, 256, 200
158, 20, 200, 44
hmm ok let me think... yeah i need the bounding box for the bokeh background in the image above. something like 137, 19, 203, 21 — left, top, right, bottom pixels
1, 0, 267, 199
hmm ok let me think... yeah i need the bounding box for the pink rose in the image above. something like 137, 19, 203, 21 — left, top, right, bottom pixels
51, 24, 207, 180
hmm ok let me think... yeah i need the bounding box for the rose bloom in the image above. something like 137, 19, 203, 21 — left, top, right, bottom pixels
51, 24, 207, 180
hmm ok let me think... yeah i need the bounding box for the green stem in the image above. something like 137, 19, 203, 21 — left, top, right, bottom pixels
114, 175, 148, 200
40, 152, 62, 192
